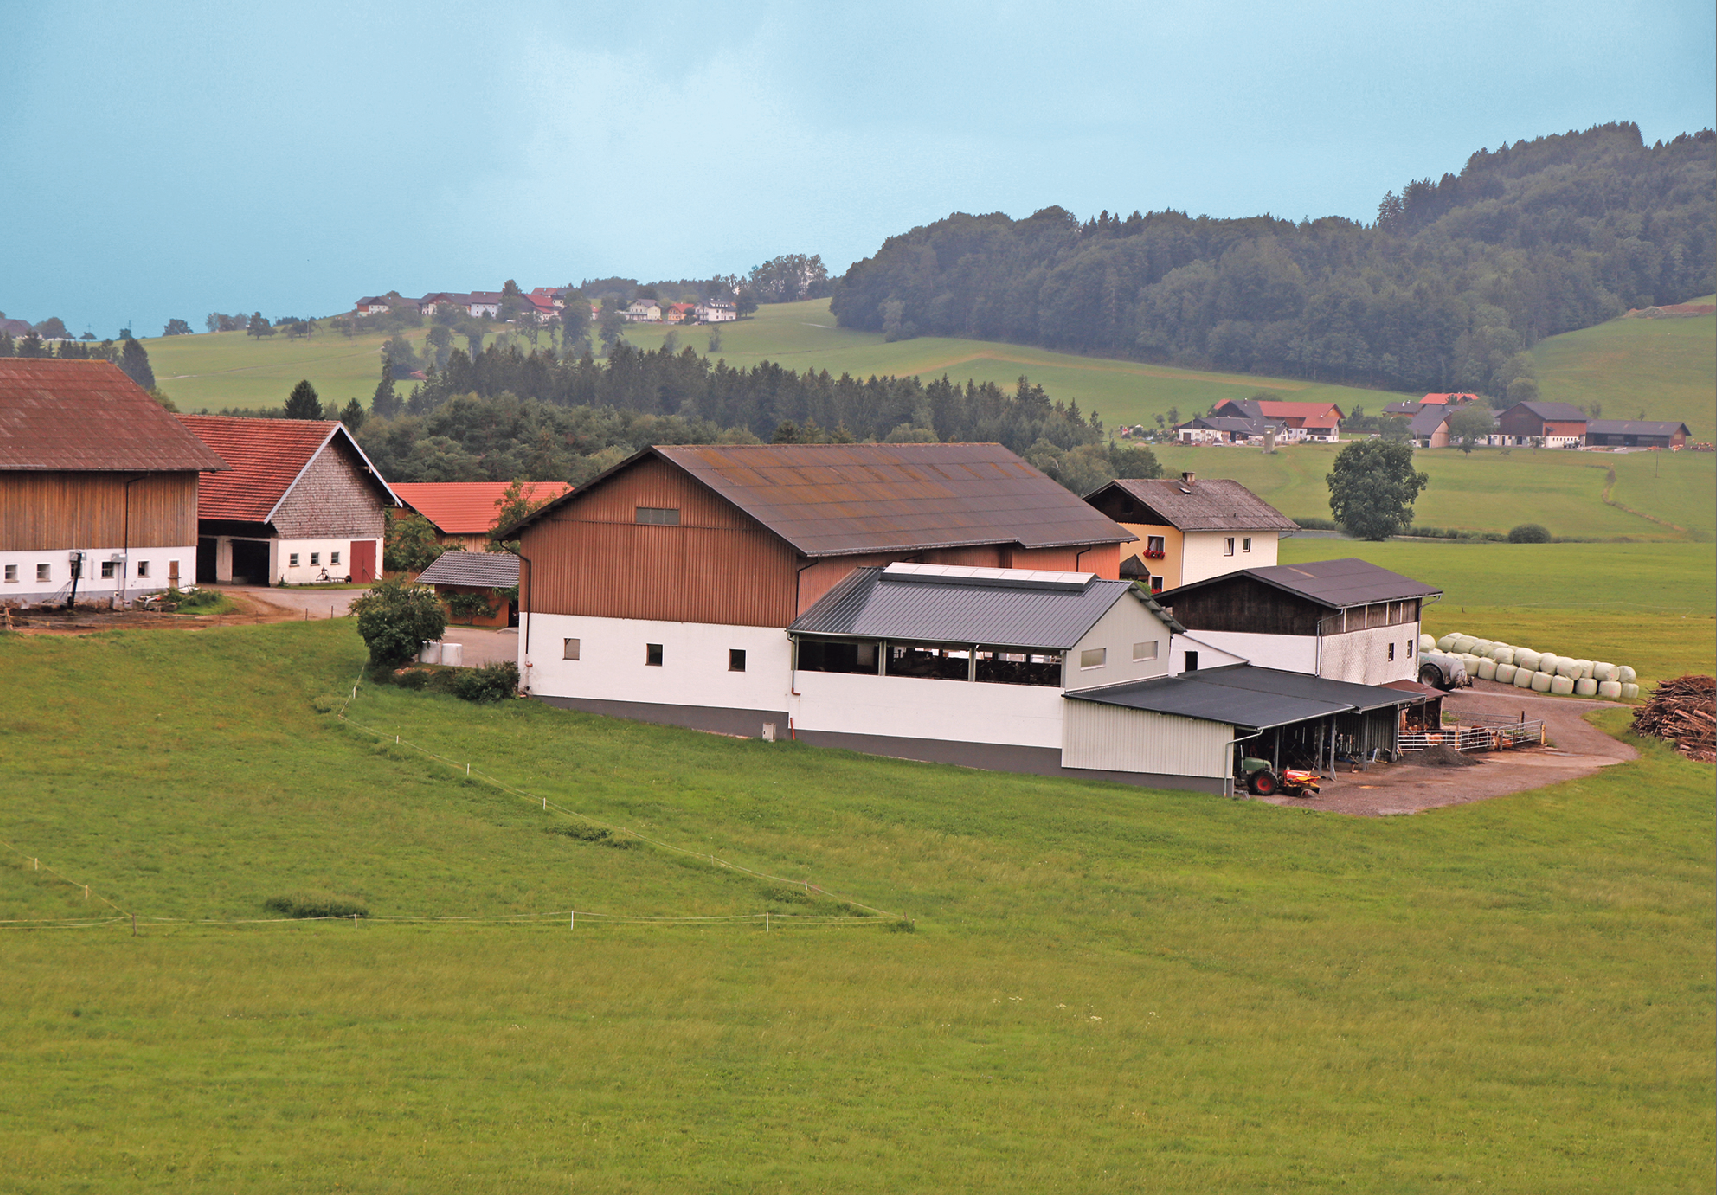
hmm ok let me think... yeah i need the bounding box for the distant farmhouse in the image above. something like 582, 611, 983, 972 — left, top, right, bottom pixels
392, 480, 572, 553
1176, 399, 1342, 444
1495, 401, 1587, 448
624, 299, 663, 323
179, 416, 399, 585
1, 359, 228, 604
696, 300, 737, 323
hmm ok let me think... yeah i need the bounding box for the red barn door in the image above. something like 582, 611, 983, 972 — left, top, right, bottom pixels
349, 540, 377, 583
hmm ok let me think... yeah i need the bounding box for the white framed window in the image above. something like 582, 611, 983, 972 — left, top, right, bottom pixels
330, 551, 341, 565
1242, 537, 1251, 552
645, 643, 664, 667
310, 552, 320, 566
1133, 640, 1159, 661
100, 561, 116, 578
563, 638, 581, 660
136, 560, 149, 578
1080, 647, 1106, 670
289, 553, 300, 567
3, 564, 15, 582
1223, 537, 1235, 556
36, 563, 50, 582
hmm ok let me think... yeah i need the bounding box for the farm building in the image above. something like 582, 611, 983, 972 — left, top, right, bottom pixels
1086, 473, 1298, 593
1158, 558, 1440, 686
0, 358, 228, 604
1496, 401, 1587, 447
392, 481, 572, 552
624, 299, 663, 322
1174, 415, 1267, 444
508, 442, 1136, 731
1407, 405, 1501, 448
415, 550, 519, 628
1583, 419, 1690, 449
179, 415, 399, 586
695, 300, 737, 322
1210, 399, 1343, 441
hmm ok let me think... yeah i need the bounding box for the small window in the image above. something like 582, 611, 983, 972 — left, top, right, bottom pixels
36, 564, 51, 582
3, 564, 15, 582
563, 638, 580, 660
136, 560, 149, 578
1407, 640, 1414, 658
1133, 640, 1159, 661
1080, 647, 1106, 670
330, 550, 341, 565
1242, 537, 1252, 552
310, 552, 320, 566
289, 553, 300, 567
1388, 642, 1396, 661
1223, 537, 1235, 556
1184, 651, 1199, 672
1150, 576, 1164, 594
645, 643, 664, 667
729, 648, 747, 672
100, 561, 116, 578
635, 507, 680, 526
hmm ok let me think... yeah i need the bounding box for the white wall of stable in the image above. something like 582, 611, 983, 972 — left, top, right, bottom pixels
0, 544, 192, 604
1188, 623, 1420, 686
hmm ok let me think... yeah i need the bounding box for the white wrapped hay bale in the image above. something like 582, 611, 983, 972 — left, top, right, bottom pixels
1495, 663, 1517, 684
1513, 649, 1541, 672
1477, 659, 1498, 680
1420, 634, 1436, 653
1593, 662, 1616, 682
1578, 660, 1595, 680
1617, 666, 1636, 684
1492, 647, 1515, 666
1531, 671, 1554, 693
1550, 675, 1575, 695
1597, 680, 1623, 699
1437, 633, 1459, 652
1454, 635, 1479, 654
1574, 677, 1598, 697
1513, 667, 1535, 689
1621, 682, 1640, 700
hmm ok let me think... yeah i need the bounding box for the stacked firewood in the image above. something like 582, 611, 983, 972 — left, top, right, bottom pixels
1631, 675, 1716, 763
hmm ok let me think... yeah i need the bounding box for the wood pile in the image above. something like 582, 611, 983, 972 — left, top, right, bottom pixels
1631, 675, 1716, 763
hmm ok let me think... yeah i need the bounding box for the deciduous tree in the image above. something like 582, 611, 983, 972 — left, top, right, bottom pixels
1326, 440, 1429, 540
350, 578, 447, 667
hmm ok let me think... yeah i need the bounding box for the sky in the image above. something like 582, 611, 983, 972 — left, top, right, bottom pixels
2, 0, 1713, 337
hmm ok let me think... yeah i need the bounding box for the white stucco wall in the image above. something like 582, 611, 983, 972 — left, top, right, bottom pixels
1064, 594, 1176, 688
1180, 530, 1275, 586
1187, 625, 1419, 685
793, 670, 1067, 749
276, 538, 380, 584
1, 545, 194, 604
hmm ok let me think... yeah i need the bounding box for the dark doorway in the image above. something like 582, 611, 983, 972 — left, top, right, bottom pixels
230, 539, 272, 585
1184, 651, 1199, 672
196, 537, 218, 584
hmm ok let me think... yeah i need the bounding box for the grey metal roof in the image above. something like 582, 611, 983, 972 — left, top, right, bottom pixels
1163, 558, 1441, 609
789, 564, 1165, 649
1505, 401, 1588, 423
510, 442, 1135, 555
1408, 406, 1453, 436
1090, 477, 1298, 532
1065, 664, 1421, 731
415, 550, 520, 588
1586, 419, 1690, 436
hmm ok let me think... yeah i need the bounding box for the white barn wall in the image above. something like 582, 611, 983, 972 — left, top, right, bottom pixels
792, 670, 1066, 749
1, 543, 194, 603
1062, 702, 1234, 779
1183, 630, 1313, 673
1064, 595, 1176, 688
1190, 625, 1419, 685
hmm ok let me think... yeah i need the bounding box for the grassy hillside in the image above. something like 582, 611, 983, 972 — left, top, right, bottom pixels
1534, 298, 1717, 440
2, 619, 1712, 1191
145, 326, 405, 411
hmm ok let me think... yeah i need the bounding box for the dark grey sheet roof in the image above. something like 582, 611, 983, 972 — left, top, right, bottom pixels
1090, 477, 1298, 532
1065, 664, 1421, 731
415, 550, 520, 588
1506, 401, 1588, 423
1163, 558, 1441, 609
1586, 419, 1691, 436
789, 564, 1167, 649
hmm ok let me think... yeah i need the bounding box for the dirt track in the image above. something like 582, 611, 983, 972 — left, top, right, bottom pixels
1254, 681, 1636, 817
5, 585, 354, 635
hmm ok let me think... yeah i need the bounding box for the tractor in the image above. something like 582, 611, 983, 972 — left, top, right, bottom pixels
1238, 756, 1321, 798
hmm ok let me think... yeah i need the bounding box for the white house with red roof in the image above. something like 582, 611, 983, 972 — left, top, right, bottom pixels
178, 416, 399, 586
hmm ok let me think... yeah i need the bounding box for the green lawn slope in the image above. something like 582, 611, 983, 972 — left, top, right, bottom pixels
1534, 298, 1717, 441
1, 620, 1712, 1191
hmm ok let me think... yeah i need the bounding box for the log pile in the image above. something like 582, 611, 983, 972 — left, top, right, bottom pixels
1631, 675, 1716, 763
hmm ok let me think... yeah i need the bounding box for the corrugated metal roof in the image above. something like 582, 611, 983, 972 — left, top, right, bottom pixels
179, 415, 398, 523
0, 359, 230, 472
1091, 477, 1298, 532
789, 564, 1149, 649
392, 481, 572, 534
1163, 558, 1441, 610
1505, 401, 1588, 423
1066, 664, 1419, 730
416, 550, 520, 587
1586, 419, 1690, 436
512, 443, 1134, 556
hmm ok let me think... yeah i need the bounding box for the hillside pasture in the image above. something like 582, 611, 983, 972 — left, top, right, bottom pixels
1534, 299, 1717, 441
0, 618, 1712, 1192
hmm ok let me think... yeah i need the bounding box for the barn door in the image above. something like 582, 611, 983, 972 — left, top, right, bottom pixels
349, 540, 377, 583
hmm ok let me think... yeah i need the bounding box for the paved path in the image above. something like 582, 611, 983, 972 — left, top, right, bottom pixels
1254, 681, 1636, 817
436, 626, 517, 668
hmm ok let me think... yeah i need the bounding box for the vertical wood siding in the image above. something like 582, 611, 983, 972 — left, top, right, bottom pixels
0, 471, 198, 550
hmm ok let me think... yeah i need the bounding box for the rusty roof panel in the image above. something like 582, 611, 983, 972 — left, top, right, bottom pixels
0, 359, 230, 472
1093, 477, 1299, 533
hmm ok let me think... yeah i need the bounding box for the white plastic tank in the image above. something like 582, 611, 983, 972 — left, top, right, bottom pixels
419, 641, 442, 665
440, 641, 464, 667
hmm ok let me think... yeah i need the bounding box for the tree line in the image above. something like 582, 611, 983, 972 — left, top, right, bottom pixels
0, 327, 158, 392
829, 123, 1715, 397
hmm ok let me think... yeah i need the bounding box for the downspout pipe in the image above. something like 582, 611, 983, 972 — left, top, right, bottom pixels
1222, 727, 1266, 799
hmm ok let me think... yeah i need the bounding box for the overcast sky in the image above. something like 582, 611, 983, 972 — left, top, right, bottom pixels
2, 0, 1712, 337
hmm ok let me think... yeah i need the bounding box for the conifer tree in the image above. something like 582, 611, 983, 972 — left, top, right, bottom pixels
284, 380, 323, 420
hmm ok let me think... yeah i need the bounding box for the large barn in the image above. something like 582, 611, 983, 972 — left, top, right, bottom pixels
179, 416, 399, 585
0, 359, 228, 604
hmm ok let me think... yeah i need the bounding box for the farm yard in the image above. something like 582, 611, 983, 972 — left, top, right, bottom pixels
1, 612, 1712, 1192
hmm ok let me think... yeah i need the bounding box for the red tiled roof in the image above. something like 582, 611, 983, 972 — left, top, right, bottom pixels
0, 359, 230, 472
179, 415, 398, 523
392, 481, 572, 534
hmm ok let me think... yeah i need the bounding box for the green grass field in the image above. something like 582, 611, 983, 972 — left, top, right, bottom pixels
2, 590, 1713, 1190
1534, 298, 1717, 441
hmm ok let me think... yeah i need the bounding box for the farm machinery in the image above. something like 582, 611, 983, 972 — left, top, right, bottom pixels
1237, 756, 1321, 798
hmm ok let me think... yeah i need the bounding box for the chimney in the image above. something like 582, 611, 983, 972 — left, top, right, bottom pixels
1181, 471, 1196, 484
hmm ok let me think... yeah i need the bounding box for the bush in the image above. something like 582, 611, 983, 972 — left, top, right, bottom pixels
1292, 517, 1339, 531
264, 891, 369, 918
1508, 523, 1552, 543
451, 661, 519, 702
350, 579, 446, 667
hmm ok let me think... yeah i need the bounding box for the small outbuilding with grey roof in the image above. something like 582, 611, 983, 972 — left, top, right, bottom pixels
415, 550, 520, 627
1159, 558, 1441, 686
1583, 419, 1690, 449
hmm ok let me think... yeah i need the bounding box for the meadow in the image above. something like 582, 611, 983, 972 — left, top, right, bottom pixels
2, 603, 1712, 1190
1533, 300, 1717, 441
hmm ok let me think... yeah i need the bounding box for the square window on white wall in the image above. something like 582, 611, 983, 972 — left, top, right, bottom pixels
563, 638, 580, 660
36, 564, 50, 582
136, 561, 149, 578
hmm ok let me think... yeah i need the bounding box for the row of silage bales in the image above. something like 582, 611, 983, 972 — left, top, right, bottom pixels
1435, 631, 1640, 699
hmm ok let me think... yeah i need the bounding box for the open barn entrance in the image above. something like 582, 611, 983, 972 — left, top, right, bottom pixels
230, 539, 272, 585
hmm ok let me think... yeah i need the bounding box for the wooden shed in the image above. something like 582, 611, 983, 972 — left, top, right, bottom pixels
0, 358, 228, 605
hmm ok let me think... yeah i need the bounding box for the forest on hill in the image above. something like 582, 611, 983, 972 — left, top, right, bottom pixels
830, 123, 1716, 396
